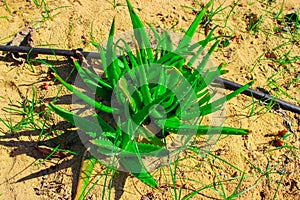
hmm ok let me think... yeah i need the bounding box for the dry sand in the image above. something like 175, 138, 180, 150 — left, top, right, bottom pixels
0, 0, 299, 199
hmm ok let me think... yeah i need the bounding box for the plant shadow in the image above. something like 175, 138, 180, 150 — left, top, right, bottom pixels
0, 54, 129, 198
0, 125, 85, 198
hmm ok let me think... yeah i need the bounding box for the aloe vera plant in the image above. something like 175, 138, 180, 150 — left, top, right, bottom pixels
49, 0, 252, 189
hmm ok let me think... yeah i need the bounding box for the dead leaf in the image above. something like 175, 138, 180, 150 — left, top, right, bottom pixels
5, 26, 36, 63
36, 145, 68, 159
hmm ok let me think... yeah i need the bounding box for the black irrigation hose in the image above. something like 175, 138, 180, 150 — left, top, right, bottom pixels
214, 77, 300, 114
1, 45, 299, 114
0, 45, 100, 59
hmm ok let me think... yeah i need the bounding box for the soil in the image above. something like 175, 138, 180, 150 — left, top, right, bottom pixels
0, 0, 299, 199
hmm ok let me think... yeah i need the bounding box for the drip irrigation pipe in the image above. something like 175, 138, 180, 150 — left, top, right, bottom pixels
214, 77, 300, 114
0, 45, 299, 114
0, 45, 100, 59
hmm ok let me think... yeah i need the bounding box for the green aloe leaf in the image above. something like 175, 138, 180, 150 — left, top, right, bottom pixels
117, 77, 137, 113
131, 92, 169, 125
125, 140, 168, 156
48, 103, 102, 137
159, 117, 249, 135
199, 81, 254, 116
187, 26, 218, 67
147, 23, 161, 42
197, 40, 220, 73
74, 60, 112, 91
47, 0, 254, 190
157, 51, 183, 66
92, 137, 167, 156
126, 0, 154, 62
105, 17, 122, 87
74, 61, 112, 100
137, 126, 165, 147
119, 153, 157, 188
93, 114, 115, 133
176, 8, 206, 50
91, 138, 122, 155
53, 72, 116, 114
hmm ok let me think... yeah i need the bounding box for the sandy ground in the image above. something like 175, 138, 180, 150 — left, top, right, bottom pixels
0, 0, 299, 199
